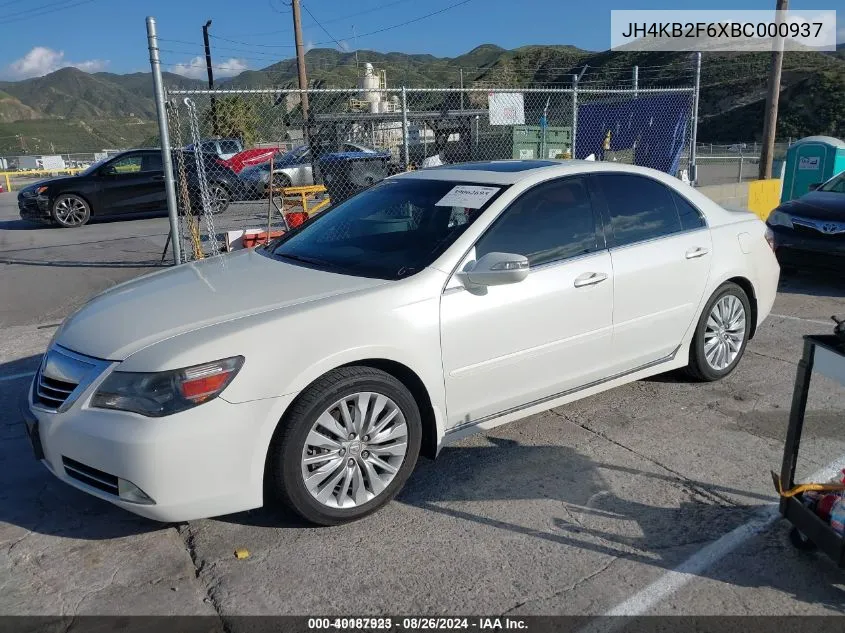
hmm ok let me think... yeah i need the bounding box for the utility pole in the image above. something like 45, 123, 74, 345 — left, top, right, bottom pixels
202, 20, 219, 136
291, 0, 310, 128
459, 68, 464, 110
759, 0, 788, 180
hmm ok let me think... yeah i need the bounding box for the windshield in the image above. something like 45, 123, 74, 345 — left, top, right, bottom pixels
269, 179, 507, 280
818, 171, 845, 193
81, 156, 111, 175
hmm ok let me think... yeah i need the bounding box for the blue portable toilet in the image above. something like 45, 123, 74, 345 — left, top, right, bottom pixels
780, 135, 845, 203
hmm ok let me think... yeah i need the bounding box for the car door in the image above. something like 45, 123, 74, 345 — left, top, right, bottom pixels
589, 173, 712, 373
440, 176, 615, 428
98, 152, 165, 214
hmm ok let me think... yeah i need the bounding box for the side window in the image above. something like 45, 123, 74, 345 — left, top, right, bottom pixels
671, 190, 706, 230
596, 174, 682, 247
107, 155, 143, 174
219, 140, 241, 155
475, 177, 600, 267
140, 153, 163, 172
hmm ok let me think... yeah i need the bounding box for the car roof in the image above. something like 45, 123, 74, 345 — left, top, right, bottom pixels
392, 159, 674, 185
393, 159, 754, 228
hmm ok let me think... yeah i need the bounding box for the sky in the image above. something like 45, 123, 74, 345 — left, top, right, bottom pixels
0, 0, 842, 81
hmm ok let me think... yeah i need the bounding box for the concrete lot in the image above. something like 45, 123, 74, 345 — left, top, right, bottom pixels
1, 191, 844, 620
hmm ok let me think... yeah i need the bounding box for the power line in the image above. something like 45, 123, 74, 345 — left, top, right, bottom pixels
211, 0, 474, 49
217, 0, 417, 38
300, 3, 345, 51
0, 0, 98, 23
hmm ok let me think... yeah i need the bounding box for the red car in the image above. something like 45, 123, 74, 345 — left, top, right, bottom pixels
221, 148, 280, 174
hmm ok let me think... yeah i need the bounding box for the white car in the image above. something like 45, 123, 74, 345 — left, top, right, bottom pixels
23, 160, 780, 525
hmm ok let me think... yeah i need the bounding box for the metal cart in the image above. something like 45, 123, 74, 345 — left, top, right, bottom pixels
772, 330, 845, 565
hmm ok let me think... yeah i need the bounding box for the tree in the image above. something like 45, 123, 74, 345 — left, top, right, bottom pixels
204, 96, 259, 146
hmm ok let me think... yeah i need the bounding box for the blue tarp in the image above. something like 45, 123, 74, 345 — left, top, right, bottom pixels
574, 92, 693, 175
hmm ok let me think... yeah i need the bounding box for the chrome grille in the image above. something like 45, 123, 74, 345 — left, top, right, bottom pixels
35, 374, 77, 409
32, 346, 111, 413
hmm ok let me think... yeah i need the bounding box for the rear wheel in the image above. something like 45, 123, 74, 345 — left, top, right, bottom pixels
685, 282, 751, 381
267, 366, 421, 525
208, 183, 230, 214
52, 194, 90, 227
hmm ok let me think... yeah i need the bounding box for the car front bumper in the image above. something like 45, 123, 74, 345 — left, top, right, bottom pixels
18, 194, 51, 222
23, 372, 293, 522
769, 225, 845, 268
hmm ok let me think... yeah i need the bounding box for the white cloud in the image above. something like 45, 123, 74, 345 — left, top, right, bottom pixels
2, 46, 108, 79
304, 40, 315, 53
171, 56, 249, 79
339, 40, 350, 53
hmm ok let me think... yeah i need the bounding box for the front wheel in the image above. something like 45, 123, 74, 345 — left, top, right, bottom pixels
267, 367, 421, 525
685, 282, 751, 381
52, 194, 90, 227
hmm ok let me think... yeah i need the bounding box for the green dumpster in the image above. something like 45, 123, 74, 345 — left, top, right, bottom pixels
512, 125, 572, 160
780, 136, 845, 203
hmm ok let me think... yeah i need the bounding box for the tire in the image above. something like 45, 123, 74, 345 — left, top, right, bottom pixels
789, 527, 817, 551
208, 183, 231, 214
267, 366, 422, 526
685, 282, 752, 382
270, 173, 291, 195
52, 194, 91, 227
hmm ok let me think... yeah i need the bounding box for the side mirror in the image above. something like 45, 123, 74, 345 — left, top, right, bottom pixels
456, 252, 529, 287
100, 165, 117, 177
808, 182, 822, 191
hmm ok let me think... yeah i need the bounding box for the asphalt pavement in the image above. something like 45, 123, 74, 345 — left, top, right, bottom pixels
1, 191, 844, 620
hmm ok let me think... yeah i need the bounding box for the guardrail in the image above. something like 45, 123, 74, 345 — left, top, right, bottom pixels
0, 168, 85, 192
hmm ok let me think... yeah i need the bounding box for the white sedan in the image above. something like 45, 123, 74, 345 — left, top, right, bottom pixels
23, 160, 780, 525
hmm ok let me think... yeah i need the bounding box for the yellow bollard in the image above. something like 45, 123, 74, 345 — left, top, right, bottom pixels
3, 173, 10, 192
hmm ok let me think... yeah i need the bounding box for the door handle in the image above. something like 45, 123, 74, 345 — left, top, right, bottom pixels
685, 247, 709, 259
574, 272, 608, 288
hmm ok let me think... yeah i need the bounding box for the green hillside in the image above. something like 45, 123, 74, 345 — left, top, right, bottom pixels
0, 43, 842, 153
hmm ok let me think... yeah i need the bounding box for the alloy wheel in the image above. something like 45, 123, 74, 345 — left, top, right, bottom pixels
300, 392, 409, 509
54, 196, 88, 226
703, 294, 746, 371
209, 184, 229, 213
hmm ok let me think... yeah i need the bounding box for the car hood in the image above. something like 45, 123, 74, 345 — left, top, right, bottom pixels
55, 248, 388, 361
780, 191, 845, 221
18, 175, 79, 194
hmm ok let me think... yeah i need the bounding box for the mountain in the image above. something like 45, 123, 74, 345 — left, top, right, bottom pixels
0, 43, 842, 154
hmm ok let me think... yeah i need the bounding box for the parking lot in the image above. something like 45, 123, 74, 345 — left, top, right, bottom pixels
1, 190, 844, 620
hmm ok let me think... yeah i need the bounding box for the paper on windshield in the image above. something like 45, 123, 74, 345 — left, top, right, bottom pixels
435, 185, 500, 209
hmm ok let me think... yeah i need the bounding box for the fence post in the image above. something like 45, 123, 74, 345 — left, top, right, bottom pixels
571, 76, 578, 159
401, 86, 410, 169
633, 66, 638, 99
738, 151, 744, 183
689, 51, 701, 186
146, 16, 181, 265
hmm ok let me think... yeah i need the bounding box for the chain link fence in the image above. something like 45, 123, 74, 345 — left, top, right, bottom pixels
161, 84, 696, 262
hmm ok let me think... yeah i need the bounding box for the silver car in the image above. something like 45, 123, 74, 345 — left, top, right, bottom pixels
240, 143, 380, 196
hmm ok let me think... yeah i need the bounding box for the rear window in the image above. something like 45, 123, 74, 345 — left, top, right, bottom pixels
219, 140, 242, 154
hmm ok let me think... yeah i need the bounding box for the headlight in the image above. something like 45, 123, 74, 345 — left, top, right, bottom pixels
91, 356, 244, 417
36, 186, 49, 196
767, 209, 793, 228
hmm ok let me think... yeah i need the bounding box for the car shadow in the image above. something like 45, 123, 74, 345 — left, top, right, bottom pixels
3, 353, 844, 611
0, 212, 170, 231
219, 435, 845, 611
778, 267, 845, 299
